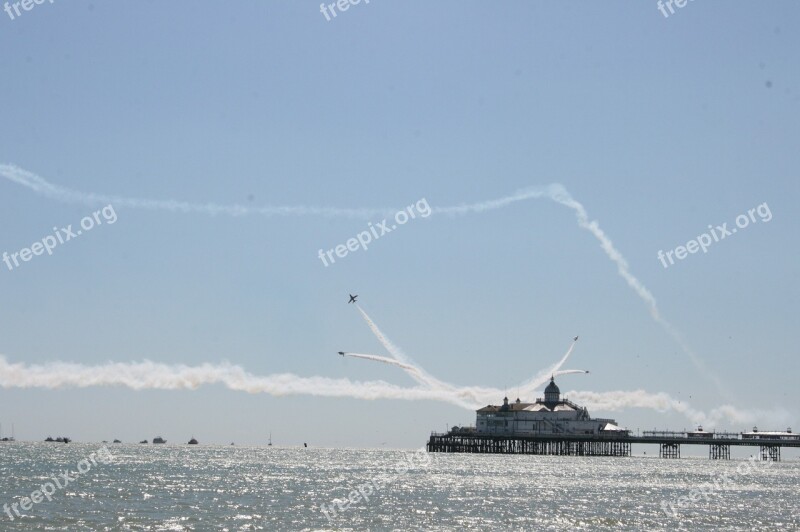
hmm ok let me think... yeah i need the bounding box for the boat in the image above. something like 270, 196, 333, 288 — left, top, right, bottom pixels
188, 437, 198, 445
113, 439, 122, 443
139, 439, 149, 444
153, 437, 166, 444
45, 436, 71, 443
268, 432, 273, 447
0, 423, 15, 442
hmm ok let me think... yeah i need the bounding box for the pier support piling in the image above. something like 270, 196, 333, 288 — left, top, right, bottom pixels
659, 443, 680, 459
709, 444, 731, 460
759, 445, 780, 462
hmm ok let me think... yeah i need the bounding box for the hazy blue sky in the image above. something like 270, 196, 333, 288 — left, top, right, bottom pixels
1, 1, 798, 449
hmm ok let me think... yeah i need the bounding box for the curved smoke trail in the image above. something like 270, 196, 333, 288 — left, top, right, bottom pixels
0, 164, 726, 398
516, 337, 579, 397
436, 183, 729, 399
341, 354, 586, 382
339, 310, 790, 427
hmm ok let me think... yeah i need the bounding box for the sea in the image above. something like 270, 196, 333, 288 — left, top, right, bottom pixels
0, 442, 798, 530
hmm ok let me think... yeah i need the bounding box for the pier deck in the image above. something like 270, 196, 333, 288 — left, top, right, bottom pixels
427, 432, 800, 460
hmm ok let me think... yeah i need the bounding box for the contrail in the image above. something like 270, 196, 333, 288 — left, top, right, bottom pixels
517, 337, 579, 397
0, 165, 724, 395
438, 184, 728, 398
0, 355, 778, 427
567, 390, 791, 428
0, 164, 390, 219
353, 304, 451, 392
550, 338, 578, 374
339, 310, 783, 427
339, 352, 421, 374
354, 305, 409, 365
553, 369, 589, 377
341, 352, 588, 386
0, 355, 477, 408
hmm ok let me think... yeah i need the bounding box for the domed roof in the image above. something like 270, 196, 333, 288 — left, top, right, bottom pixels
545, 377, 560, 395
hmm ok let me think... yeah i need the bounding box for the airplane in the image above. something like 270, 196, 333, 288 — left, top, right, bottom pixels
574, 336, 579, 341
338, 352, 345, 357
348, 294, 358, 304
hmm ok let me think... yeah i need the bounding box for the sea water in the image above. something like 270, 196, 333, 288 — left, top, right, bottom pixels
0, 443, 798, 530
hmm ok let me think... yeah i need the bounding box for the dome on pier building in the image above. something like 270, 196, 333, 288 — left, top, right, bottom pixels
472, 375, 625, 438
544, 377, 560, 405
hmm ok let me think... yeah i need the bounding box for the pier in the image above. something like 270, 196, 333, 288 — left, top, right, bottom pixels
432, 378, 798, 460
427, 431, 800, 460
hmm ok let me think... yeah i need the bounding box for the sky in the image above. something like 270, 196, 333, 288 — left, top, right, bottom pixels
0, 1, 798, 449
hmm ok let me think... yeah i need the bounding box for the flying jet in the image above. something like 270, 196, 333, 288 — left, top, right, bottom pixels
348, 294, 358, 304
574, 336, 579, 341
338, 352, 346, 357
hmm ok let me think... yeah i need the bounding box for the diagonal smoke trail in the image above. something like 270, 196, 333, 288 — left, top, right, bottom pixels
550, 338, 578, 375
339, 352, 422, 374
515, 338, 578, 398
0, 164, 726, 396
354, 305, 409, 364
353, 304, 453, 392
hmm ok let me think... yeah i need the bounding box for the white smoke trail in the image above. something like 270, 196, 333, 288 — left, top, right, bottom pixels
550, 338, 578, 374
353, 305, 452, 392
0, 355, 479, 408
517, 338, 578, 397
341, 343, 587, 394
553, 369, 589, 377
431, 184, 663, 325
354, 305, 408, 364
340, 352, 421, 374
437, 184, 728, 399
567, 390, 792, 429
341, 310, 774, 428
0, 164, 391, 219
0, 355, 771, 428
0, 165, 725, 396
